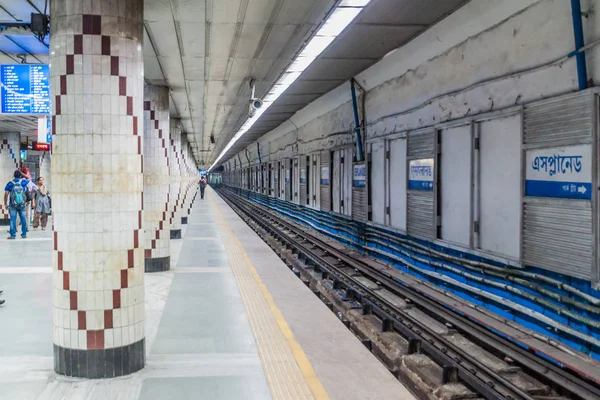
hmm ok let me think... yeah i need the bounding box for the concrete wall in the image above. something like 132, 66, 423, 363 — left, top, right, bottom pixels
224, 0, 600, 280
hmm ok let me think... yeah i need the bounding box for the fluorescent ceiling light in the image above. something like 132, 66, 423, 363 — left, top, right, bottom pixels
339, 0, 371, 6
278, 71, 302, 86
299, 36, 336, 58
288, 57, 316, 72
318, 7, 362, 37
208, 1, 372, 172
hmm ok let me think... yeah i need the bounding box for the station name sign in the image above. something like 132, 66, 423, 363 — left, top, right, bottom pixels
353, 163, 366, 187
320, 166, 330, 185
525, 144, 591, 200
408, 158, 434, 191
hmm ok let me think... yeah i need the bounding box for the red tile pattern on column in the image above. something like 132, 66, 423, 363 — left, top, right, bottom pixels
51, 6, 145, 365
143, 86, 171, 265
168, 122, 183, 231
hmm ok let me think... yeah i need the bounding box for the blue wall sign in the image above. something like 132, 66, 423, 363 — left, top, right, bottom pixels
408, 158, 434, 191
199, 169, 207, 175
1, 64, 51, 115
525, 144, 592, 200
353, 163, 366, 187
300, 168, 306, 184
46, 117, 52, 143
320, 166, 329, 185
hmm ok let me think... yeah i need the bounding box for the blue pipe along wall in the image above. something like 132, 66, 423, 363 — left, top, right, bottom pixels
222, 185, 600, 362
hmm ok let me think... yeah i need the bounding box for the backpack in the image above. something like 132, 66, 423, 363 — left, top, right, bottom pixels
10, 180, 26, 208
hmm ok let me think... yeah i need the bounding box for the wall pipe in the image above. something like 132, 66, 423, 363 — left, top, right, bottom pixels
237, 153, 242, 167
571, 0, 588, 90
350, 78, 365, 162
245, 149, 250, 165
257, 142, 262, 164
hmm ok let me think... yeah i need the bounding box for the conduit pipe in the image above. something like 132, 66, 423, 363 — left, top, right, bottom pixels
257, 142, 262, 164
570, 0, 588, 90
350, 78, 365, 162
250, 194, 600, 346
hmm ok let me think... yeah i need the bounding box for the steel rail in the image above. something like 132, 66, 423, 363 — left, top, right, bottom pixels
219, 188, 600, 400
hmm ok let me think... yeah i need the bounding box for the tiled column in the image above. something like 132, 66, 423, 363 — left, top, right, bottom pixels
50, 0, 145, 378
0, 132, 20, 225
39, 152, 51, 188
180, 135, 191, 225
143, 85, 170, 272
187, 143, 198, 212
169, 119, 182, 239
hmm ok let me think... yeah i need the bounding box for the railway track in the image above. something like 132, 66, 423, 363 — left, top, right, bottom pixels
217, 187, 600, 400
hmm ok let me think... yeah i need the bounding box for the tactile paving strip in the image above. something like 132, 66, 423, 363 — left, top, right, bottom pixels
210, 192, 328, 400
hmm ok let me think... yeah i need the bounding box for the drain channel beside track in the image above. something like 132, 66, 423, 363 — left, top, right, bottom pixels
217, 188, 600, 400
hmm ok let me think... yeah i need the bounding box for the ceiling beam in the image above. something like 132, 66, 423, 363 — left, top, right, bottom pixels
4, 35, 42, 63
0, 24, 32, 34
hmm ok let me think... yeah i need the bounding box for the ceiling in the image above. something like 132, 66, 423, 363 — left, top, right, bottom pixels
143, 0, 339, 167
0, 0, 469, 166
214, 0, 469, 167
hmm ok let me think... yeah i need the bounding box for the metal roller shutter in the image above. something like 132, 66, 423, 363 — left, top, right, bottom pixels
320, 150, 331, 212
352, 162, 367, 222
407, 130, 436, 240
299, 156, 307, 205
285, 159, 292, 202
522, 90, 596, 280
407, 191, 436, 240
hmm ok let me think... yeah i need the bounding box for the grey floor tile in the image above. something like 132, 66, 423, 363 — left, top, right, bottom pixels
178, 242, 229, 268
0, 382, 49, 400
139, 376, 271, 400
151, 274, 256, 354
185, 225, 221, 239
0, 274, 53, 357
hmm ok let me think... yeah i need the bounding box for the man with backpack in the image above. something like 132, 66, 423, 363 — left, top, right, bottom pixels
18, 168, 38, 227
4, 170, 29, 239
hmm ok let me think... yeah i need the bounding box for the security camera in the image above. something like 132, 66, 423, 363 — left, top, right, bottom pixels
248, 98, 263, 118
248, 78, 262, 118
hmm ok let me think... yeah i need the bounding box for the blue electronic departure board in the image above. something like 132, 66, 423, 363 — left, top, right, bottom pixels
1, 64, 51, 114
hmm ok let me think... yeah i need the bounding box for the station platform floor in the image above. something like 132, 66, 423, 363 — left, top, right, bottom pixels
0, 187, 414, 400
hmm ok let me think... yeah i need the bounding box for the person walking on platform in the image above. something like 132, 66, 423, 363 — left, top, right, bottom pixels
33, 177, 50, 231
18, 168, 37, 227
199, 176, 207, 199
4, 170, 29, 239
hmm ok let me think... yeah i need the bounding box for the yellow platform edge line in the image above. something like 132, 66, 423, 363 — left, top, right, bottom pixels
211, 193, 331, 400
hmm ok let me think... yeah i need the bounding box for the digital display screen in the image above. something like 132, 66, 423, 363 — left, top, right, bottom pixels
1, 64, 51, 114
33, 142, 50, 151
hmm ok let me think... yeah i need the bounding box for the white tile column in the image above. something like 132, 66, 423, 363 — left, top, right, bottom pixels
143, 84, 170, 272
168, 119, 183, 238
50, 0, 145, 378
